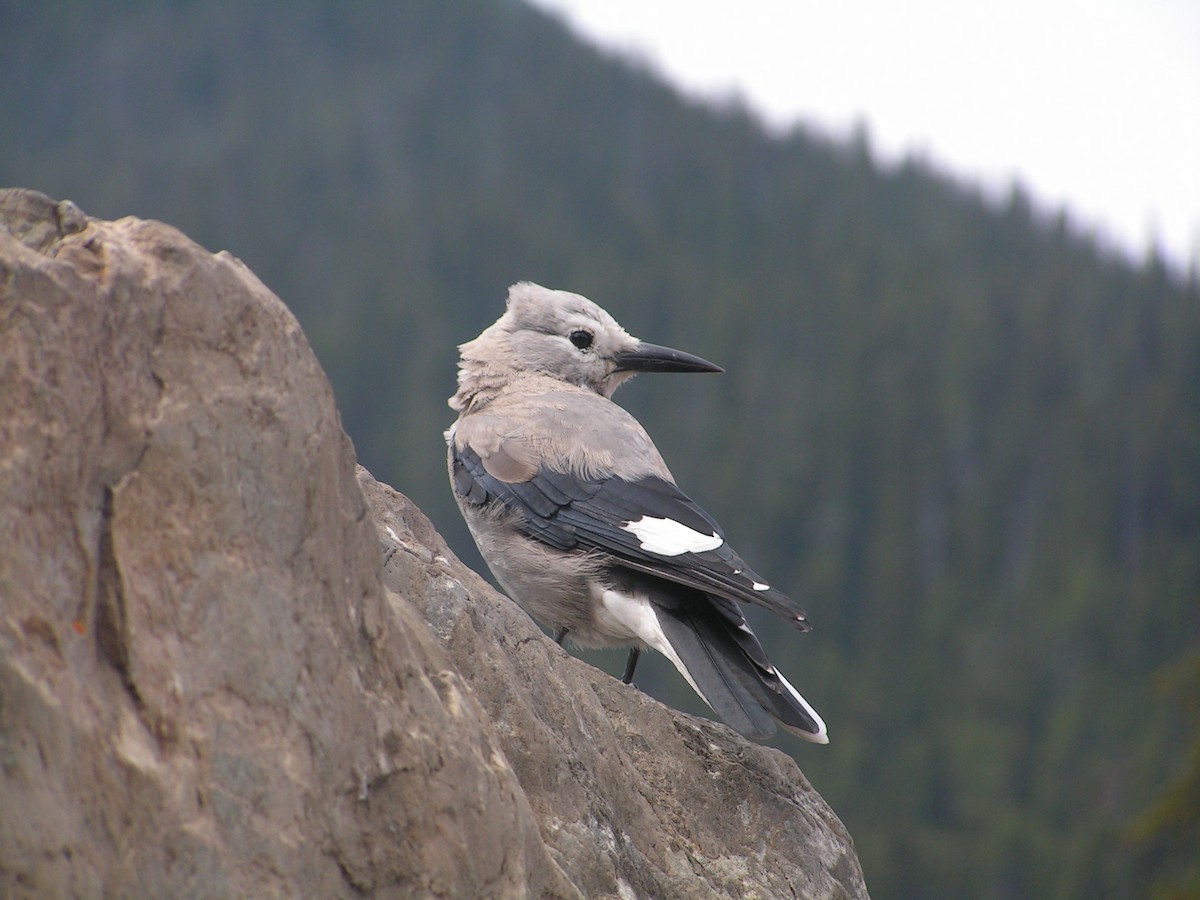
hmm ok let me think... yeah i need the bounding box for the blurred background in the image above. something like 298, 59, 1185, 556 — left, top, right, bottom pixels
3, 2, 1196, 896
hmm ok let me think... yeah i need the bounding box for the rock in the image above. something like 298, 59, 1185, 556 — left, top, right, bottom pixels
363, 474, 866, 899
0, 189, 568, 898
0, 189, 867, 898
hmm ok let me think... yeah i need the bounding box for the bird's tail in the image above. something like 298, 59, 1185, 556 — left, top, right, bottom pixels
654, 599, 828, 744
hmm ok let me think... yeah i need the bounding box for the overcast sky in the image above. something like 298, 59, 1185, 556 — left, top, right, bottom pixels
530, 0, 1200, 273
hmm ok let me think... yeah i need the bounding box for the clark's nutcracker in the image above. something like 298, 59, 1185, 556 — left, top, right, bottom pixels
446, 282, 827, 743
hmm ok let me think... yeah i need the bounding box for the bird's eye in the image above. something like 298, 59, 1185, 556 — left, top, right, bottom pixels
569, 329, 594, 350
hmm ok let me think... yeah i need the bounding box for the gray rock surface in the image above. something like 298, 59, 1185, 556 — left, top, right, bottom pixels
0, 188, 867, 898
364, 475, 867, 899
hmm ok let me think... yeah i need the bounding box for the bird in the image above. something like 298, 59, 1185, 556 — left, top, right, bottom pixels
446, 282, 827, 743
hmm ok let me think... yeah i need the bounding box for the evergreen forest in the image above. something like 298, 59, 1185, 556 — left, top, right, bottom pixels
3, 2, 1197, 895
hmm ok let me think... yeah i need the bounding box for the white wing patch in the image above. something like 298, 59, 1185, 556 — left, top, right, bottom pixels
621, 515, 723, 556
752, 581, 770, 592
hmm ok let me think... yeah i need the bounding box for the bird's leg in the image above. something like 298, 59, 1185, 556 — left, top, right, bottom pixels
621, 647, 641, 685
553, 626, 569, 645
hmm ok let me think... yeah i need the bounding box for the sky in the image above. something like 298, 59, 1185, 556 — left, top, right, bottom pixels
530, 0, 1200, 274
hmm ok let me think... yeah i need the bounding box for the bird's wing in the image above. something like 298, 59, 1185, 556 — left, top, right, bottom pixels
451, 440, 810, 629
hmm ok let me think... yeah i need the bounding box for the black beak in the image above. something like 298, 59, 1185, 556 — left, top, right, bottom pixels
613, 342, 724, 374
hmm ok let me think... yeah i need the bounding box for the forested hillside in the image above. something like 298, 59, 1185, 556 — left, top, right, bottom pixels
3, 1, 1196, 895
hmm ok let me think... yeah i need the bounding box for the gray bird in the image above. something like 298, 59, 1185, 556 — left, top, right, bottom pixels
446, 282, 827, 743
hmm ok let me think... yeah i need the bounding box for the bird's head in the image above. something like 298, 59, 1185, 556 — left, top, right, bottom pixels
451, 282, 722, 410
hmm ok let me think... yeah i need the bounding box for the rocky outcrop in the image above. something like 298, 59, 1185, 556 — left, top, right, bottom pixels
0, 189, 867, 898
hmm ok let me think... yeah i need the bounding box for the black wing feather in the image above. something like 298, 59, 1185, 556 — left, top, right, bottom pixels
452, 444, 809, 626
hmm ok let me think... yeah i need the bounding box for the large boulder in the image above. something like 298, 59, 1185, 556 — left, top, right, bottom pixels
0, 189, 867, 898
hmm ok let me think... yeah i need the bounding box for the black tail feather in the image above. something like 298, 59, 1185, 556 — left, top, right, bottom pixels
655, 597, 826, 742
656, 605, 777, 739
